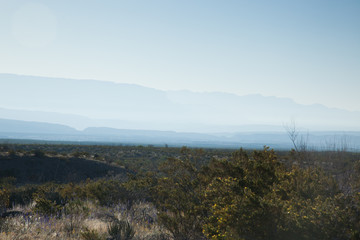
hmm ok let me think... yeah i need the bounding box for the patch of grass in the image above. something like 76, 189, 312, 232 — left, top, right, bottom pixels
107, 219, 135, 240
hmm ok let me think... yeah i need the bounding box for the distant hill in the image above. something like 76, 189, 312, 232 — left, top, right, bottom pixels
0, 118, 77, 134
1, 118, 360, 150
1, 73, 360, 132
0, 118, 289, 148
0, 153, 127, 185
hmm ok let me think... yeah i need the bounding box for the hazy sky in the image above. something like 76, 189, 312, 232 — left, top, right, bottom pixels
1, 0, 359, 111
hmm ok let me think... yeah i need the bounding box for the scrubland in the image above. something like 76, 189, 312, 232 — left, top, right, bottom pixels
1, 143, 360, 239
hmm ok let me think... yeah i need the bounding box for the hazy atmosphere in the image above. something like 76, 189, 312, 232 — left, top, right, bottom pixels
1, 0, 359, 111
3, 2, 360, 240
1, 1, 360, 148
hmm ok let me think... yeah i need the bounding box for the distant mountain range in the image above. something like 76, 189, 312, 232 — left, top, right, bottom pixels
1, 73, 360, 132
0, 118, 284, 148
1, 118, 360, 150
0, 73, 360, 149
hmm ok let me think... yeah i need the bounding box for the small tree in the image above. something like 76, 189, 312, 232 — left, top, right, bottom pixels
284, 121, 311, 163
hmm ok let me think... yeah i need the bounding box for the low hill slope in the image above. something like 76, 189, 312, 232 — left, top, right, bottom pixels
0, 154, 127, 185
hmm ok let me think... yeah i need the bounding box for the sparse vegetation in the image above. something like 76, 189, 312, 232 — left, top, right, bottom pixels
1, 143, 360, 239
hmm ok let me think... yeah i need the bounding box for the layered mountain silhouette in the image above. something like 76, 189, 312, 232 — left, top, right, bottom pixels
1, 118, 360, 150
1, 73, 360, 133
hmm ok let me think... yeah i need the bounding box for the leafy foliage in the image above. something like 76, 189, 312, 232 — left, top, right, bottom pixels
32, 183, 64, 216
2, 143, 360, 239
149, 147, 207, 240
202, 147, 283, 239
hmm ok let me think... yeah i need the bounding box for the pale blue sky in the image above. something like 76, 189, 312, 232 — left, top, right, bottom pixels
1, 0, 359, 111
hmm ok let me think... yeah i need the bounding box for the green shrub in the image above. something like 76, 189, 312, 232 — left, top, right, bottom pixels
150, 154, 205, 240
32, 183, 65, 216
33, 197, 63, 216
9, 184, 38, 206
82, 179, 135, 207
107, 219, 135, 240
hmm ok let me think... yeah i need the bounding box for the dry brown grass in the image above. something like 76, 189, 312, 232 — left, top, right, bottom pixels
0, 201, 170, 240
